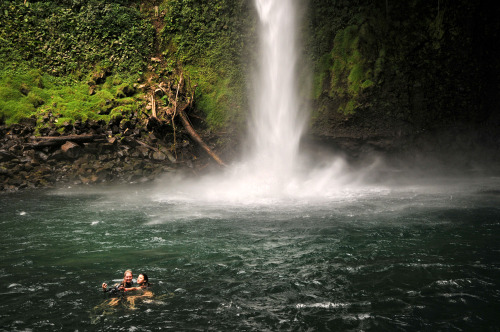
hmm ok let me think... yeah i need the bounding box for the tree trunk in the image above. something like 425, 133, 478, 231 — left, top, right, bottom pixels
178, 104, 226, 167
29, 134, 106, 147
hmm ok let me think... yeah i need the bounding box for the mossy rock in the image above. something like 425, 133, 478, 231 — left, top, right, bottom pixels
115, 83, 136, 98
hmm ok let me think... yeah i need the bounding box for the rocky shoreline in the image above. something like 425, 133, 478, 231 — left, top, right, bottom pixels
0, 115, 215, 192
2, 112, 499, 193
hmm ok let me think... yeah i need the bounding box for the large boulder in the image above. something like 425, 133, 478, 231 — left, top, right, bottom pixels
61, 141, 81, 159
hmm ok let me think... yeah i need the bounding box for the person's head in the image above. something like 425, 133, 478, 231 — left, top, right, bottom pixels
123, 270, 133, 284
137, 273, 149, 285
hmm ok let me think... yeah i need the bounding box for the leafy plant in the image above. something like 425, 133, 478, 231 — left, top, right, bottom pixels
162, 0, 254, 131
0, 0, 153, 76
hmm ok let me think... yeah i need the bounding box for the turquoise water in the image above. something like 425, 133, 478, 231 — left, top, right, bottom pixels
0, 177, 499, 331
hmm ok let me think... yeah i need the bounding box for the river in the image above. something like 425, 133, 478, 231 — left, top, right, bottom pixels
1, 175, 499, 331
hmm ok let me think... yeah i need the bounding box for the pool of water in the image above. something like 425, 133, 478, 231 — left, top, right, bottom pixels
1, 176, 499, 331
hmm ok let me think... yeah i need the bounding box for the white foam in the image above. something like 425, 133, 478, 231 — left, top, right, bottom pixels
296, 302, 349, 309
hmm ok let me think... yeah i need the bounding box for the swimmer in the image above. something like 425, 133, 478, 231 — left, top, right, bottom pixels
125, 273, 153, 309
136, 273, 150, 289
102, 269, 134, 294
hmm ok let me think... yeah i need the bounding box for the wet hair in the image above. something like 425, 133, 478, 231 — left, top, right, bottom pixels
139, 273, 150, 286
121, 270, 133, 287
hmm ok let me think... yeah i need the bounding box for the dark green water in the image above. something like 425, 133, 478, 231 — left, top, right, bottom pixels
1, 177, 499, 331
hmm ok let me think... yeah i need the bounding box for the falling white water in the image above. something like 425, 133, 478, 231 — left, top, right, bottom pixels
152, 0, 370, 204
248, 0, 306, 183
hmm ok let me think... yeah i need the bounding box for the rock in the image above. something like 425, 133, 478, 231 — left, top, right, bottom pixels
61, 141, 81, 159
102, 161, 115, 170
79, 175, 91, 184
130, 150, 141, 158
0, 150, 16, 162
0, 165, 10, 175
8, 144, 22, 153
136, 146, 150, 158
107, 136, 118, 145
47, 129, 59, 136
121, 136, 139, 147
23, 163, 33, 172
148, 132, 158, 143
152, 151, 166, 161
83, 142, 99, 154
99, 143, 116, 154
19, 117, 37, 128
62, 121, 73, 133
159, 146, 176, 163
36, 151, 49, 161
87, 120, 98, 129
74, 120, 82, 130
38, 127, 51, 136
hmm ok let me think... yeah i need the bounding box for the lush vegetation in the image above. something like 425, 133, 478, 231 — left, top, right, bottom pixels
0, 0, 153, 75
161, 0, 255, 130
307, 0, 498, 129
0, 0, 152, 126
0, 68, 139, 132
0, 0, 497, 136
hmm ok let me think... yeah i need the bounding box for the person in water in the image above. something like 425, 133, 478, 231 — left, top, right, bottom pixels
93, 271, 154, 316
136, 273, 150, 289
102, 269, 135, 294
125, 273, 153, 309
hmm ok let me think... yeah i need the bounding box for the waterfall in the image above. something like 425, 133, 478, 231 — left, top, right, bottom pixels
154, 0, 356, 204
248, 0, 306, 185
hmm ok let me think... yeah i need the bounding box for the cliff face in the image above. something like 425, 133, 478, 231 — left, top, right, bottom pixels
0, 0, 499, 192
302, 0, 500, 167
306, 0, 499, 129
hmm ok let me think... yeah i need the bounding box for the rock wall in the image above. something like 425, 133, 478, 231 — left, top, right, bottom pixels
0, 117, 207, 192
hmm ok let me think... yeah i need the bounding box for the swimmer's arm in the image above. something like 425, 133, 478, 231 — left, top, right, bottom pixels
123, 287, 138, 292
102, 283, 122, 293
124, 286, 146, 292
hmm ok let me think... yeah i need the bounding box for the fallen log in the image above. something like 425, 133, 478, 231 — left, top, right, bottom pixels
28, 134, 107, 148
178, 104, 226, 167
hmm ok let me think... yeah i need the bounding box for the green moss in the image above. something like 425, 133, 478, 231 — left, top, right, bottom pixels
344, 100, 356, 115
95, 90, 114, 101
182, 64, 244, 131
27, 91, 45, 107
162, 0, 252, 131
0, 67, 140, 127
327, 22, 380, 115
347, 64, 364, 94
313, 53, 333, 99
115, 83, 136, 99
0, 99, 35, 124
0, 86, 22, 101
361, 79, 374, 89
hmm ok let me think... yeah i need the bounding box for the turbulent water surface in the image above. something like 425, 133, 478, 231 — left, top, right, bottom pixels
1, 176, 499, 331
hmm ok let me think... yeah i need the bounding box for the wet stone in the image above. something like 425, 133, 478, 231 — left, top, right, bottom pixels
152, 151, 166, 161
61, 141, 81, 159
